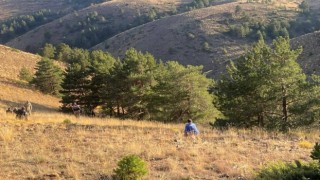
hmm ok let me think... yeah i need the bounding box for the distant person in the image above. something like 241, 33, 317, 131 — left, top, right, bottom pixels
184, 119, 199, 137
72, 102, 81, 118
24, 101, 32, 115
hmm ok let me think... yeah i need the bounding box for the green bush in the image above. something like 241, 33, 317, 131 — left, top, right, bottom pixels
113, 155, 148, 180
19, 67, 33, 82
63, 119, 72, 124
255, 160, 320, 180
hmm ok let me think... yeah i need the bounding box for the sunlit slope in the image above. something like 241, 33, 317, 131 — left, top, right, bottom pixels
0, 45, 60, 112
0, 112, 318, 179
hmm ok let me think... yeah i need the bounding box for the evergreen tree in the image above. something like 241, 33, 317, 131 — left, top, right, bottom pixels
40, 43, 56, 59
148, 61, 217, 122
216, 37, 319, 130
89, 50, 116, 113
120, 48, 157, 119
31, 58, 63, 96
60, 58, 92, 111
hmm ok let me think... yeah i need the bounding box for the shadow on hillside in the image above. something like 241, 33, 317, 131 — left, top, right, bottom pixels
0, 99, 59, 113
0, 78, 35, 91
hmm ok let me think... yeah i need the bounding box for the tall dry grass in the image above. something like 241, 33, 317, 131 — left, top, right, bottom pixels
0, 111, 319, 179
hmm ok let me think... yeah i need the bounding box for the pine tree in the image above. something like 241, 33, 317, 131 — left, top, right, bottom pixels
60, 58, 92, 112
148, 61, 217, 122
216, 37, 318, 130
31, 58, 63, 95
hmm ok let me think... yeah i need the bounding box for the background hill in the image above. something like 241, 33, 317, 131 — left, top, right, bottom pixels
4, 0, 194, 52
0, 45, 60, 112
93, 1, 301, 78
2, 0, 320, 80
91, 0, 320, 78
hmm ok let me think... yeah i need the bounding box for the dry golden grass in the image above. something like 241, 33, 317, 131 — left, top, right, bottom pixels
0, 45, 61, 111
0, 111, 319, 179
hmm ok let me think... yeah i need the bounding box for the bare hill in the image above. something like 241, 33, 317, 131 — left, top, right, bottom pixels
5, 0, 193, 52
93, 1, 300, 78
0, 45, 60, 112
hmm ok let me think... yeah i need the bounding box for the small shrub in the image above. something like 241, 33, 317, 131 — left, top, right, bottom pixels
255, 160, 320, 180
202, 42, 211, 52
186, 32, 195, 39
63, 119, 72, 124
113, 155, 148, 180
19, 67, 33, 82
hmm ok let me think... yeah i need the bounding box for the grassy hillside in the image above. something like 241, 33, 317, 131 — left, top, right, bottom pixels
0, 45, 60, 112
93, 1, 301, 78
291, 31, 320, 75
5, 0, 193, 52
0, 112, 318, 179
0, 0, 72, 21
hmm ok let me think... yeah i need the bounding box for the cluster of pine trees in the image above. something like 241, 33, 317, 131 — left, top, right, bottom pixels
31, 37, 320, 130
32, 46, 217, 122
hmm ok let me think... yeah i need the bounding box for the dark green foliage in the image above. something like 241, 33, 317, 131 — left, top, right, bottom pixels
113, 155, 148, 180
31, 58, 64, 96
60, 47, 217, 121
0, 9, 62, 43
255, 160, 320, 180
216, 37, 319, 130
311, 143, 320, 163
18, 67, 33, 82
235, 5, 242, 15
60, 57, 93, 112
227, 4, 320, 41
299, 1, 310, 15
148, 61, 216, 122
181, 0, 214, 11
40, 43, 56, 59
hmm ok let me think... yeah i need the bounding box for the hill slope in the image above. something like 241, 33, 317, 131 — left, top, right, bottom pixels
0, 113, 318, 179
0, 0, 72, 21
93, 1, 299, 78
5, 0, 193, 51
0, 45, 60, 112
292, 30, 320, 74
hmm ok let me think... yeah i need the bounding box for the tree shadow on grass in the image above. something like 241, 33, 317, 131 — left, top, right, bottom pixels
0, 99, 59, 113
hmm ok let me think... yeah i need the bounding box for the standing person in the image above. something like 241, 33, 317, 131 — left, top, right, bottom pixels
72, 102, 81, 118
184, 119, 200, 136
24, 101, 32, 115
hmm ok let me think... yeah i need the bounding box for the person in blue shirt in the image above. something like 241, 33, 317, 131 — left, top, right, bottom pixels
184, 119, 199, 136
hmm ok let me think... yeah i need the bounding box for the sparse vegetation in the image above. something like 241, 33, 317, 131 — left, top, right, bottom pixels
0, 9, 62, 43
18, 67, 33, 82
113, 155, 148, 180
0, 112, 319, 179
